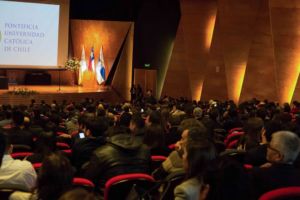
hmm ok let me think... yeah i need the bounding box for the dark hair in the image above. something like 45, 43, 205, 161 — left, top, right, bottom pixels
143, 125, 165, 149
58, 188, 97, 200
34, 131, 57, 155
204, 157, 253, 200
12, 110, 24, 126
185, 139, 216, 181
0, 131, 8, 167
119, 112, 132, 127
148, 110, 161, 125
131, 113, 145, 129
37, 152, 74, 200
264, 120, 282, 142
85, 117, 108, 137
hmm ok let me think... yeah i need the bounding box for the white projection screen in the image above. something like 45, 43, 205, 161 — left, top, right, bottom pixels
0, 0, 69, 69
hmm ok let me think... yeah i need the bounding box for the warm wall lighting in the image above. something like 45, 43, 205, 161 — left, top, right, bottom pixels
194, 83, 203, 101
283, 63, 300, 104
205, 14, 216, 51
232, 63, 246, 104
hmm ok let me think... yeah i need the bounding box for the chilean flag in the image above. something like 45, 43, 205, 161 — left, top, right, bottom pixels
87, 47, 95, 72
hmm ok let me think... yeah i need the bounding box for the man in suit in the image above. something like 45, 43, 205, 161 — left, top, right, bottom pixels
252, 131, 300, 198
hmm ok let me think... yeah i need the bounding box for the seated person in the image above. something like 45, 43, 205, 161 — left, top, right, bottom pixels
10, 152, 74, 200
252, 131, 300, 198
174, 139, 216, 200
4, 110, 33, 148
72, 117, 108, 173
0, 131, 37, 191
26, 131, 57, 164
152, 119, 209, 180
143, 125, 170, 156
244, 120, 282, 166
83, 125, 151, 191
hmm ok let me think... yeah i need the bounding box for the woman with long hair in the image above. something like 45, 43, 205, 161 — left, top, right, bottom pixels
174, 139, 216, 200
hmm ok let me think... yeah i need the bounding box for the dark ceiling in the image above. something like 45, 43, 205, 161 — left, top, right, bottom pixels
70, 0, 181, 68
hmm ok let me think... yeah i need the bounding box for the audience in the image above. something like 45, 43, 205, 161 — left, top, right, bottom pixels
1, 96, 300, 200
174, 139, 216, 200
83, 123, 151, 192
252, 131, 300, 198
0, 130, 37, 192
10, 152, 74, 200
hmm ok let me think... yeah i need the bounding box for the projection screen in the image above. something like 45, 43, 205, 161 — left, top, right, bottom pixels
0, 0, 69, 69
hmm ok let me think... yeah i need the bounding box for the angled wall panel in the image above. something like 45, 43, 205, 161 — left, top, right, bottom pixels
240, 0, 278, 102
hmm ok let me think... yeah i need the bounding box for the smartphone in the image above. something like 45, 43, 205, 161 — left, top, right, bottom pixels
79, 132, 85, 139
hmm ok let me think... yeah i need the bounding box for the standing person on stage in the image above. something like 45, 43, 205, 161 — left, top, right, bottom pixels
130, 84, 137, 103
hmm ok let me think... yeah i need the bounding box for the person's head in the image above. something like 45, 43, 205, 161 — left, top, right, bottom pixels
183, 139, 216, 181
119, 112, 132, 127
35, 131, 57, 154
262, 120, 282, 143
58, 188, 97, 200
204, 157, 253, 200
244, 117, 264, 142
12, 110, 24, 126
85, 117, 108, 138
145, 110, 161, 127
129, 113, 145, 133
143, 125, 165, 149
267, 131, 300, 164
193, 107, 203, 119
37, 152, 74, 200
176, 119, 206, 152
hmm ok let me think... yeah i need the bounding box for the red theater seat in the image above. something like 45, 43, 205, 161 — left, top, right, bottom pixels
259, 186, 300, 200
104, 173, 155, 200
73, 177, 95, 191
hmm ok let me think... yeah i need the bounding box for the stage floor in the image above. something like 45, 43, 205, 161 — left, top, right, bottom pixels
0, 85, 120, 105
0, 85, 110, 94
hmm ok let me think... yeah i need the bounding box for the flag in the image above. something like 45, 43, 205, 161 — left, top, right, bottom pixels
78, 45, 87, 85
87, 47, 95, 72
96, 45, 106, 85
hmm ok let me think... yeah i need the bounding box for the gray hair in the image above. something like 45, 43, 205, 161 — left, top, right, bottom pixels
271, 131, 300, 164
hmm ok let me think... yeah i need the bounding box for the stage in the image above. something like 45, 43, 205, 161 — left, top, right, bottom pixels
0, 85, 121, 105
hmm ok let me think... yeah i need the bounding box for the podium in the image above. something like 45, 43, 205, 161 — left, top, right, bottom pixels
0, 76, 8, 89
25, 72, 51, 85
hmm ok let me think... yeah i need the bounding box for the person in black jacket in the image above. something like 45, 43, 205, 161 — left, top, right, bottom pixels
72, 117, 108, 174
83, 126, 151, 191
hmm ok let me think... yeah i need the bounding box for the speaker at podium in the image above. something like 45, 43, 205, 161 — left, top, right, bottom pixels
0, 76, 8, 89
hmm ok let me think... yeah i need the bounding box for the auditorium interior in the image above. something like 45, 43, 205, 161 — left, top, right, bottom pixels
2, 0, 300, 200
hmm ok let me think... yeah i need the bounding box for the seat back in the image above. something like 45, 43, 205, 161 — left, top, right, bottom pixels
0, 189, 15, 200
151, 155, 167, 173
33, 162, 42, 172
73, 177, 95, 192
224, 132, 244, 147
259, 186, 300, 200
160, 170, 185, 200
11, 152, 33, 160
104, 173, 155, 200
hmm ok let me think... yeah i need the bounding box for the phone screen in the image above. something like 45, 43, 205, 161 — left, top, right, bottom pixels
79, 132, 85, 139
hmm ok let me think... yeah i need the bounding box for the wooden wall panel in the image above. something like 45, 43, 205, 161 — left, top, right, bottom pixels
111, 25, 134, 101
163, 0, 300, 104
201, 17, 228, 101
161, 22, 191, 99
240, 0, 278, 102
162, 0, 217, 100
218, 0, 261, 103
270, 0, 300, 104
